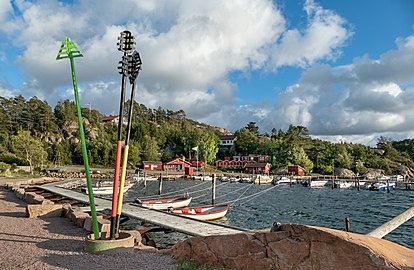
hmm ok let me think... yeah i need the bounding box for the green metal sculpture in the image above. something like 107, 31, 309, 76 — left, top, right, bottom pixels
56, 37, 100, 240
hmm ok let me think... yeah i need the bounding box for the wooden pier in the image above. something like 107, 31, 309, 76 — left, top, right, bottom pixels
38, 181, 246, 237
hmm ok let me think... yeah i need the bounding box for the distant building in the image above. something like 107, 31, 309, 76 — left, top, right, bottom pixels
101, 115, 127, 125
219, 135, 236, 146
245, 163, 272, 174
288, 165, 305, 176
164, 158, 192, 171
215, 155, 270, 172
142, 161, 163, 171
188, 159, 204, 168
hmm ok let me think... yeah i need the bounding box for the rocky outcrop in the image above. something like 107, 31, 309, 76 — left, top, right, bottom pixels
170, 224, 414, 270
335, 168, 356, 178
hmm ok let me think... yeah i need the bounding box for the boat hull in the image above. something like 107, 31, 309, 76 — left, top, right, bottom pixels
136, 197, 192, 210
171, 204, 229, 221
302, 179, 328, 188
83, 183, 134, 195
369, 182, 396, 191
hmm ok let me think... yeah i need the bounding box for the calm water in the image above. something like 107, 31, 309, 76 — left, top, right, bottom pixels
119, 179, 414, 249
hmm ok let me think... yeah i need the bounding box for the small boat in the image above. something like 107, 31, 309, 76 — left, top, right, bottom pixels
135, 197, 192, 210
253, 175, 273, 184
169, 204, 230, 221
369, 181, 396, 191
334, 181, 353, 189
132, 175, 159, 181
193, 175, 213, 181
274, 176, 296, 185
82, 182, 134, 195
302, 177, 328, 188
240, 177, 253, 183
218, 176, 229, 182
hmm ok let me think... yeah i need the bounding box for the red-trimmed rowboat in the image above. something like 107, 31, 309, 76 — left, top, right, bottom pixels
135, 197, 192, 210
170, 204, 230, 221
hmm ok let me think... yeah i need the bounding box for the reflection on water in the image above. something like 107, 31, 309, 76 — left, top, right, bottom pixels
117, 179, 414, 249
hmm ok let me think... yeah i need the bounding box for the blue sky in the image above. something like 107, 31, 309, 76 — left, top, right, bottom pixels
1, 0, 414, 146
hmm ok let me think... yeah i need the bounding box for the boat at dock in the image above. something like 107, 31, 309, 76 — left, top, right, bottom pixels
135, 196, 192, 210
132, 175, 159, 181
169, 204, 230, 221
253, 175, 273, 184
368, 181, 396, 191
274, 176, 296, 185
302, 177, 328, 188
81, 182, 134, 195
193, 175, 213, 181
334, 180, 353, 189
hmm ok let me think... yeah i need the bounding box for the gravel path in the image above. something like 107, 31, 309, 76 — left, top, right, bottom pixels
0, 186, 178, 270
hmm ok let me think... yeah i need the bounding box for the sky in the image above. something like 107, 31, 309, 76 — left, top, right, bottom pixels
1, 0, 414, 146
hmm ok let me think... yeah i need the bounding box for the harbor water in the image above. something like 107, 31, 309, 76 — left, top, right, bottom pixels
119, 179, 414, 249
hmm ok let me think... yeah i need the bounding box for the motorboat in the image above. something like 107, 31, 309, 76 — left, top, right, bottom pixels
253, 175, 273, 184
302, 177, 328, 188
369, 181, 396, 191
274, 176, 296, 185
334, 181, 353, 189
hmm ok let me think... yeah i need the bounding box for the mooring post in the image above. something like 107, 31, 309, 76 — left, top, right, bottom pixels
158, 173, 163, 195
212, 174, 216, 205
387, 179, 390, 193
289, 176, 292, 187
357, 178, 360, 191
144, 172, 147, 187
331, 177, 335, 190
345, 217, 351, 232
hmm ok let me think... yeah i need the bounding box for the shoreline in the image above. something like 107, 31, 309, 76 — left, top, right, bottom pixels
0, 177, 178, 270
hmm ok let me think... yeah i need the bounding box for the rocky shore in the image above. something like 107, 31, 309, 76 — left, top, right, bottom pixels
0, 177, 178, 270
2, 177, 414, 270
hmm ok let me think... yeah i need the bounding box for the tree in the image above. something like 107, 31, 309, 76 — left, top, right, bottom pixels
235, 128, 258, 155
11, 130, 48, 173
246, 122, 259, 135
141, 135, 160, 161
289, 145, 313, 173
198, 132, 219, 164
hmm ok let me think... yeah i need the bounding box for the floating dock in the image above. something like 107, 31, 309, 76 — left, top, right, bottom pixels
39, 180, 246, 237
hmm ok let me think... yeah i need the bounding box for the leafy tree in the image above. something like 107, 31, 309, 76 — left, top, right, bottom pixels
235, 128, 258, 156
11, 130, 48, 173
141, 135, 160, 161
245, 122, 259, 135
289, 145, 313, 173
198, 132, 219, 164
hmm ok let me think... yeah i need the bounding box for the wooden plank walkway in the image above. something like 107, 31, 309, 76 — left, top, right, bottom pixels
39, 181, 246, 237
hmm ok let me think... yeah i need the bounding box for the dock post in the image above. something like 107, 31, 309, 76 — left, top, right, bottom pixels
345, 217, 351, 232
289, 176, 292, 187
212, 174, 216, 205
331, 177, 335, 190
158, 173, 163, 195
357, 178, 360, 191
387, 179, 390, 193
144, 172, 147, 188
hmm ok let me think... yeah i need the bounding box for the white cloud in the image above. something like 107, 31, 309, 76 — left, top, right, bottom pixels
269, 0, 351, 68
253, 29, 414, 145
9, 0, 403, 145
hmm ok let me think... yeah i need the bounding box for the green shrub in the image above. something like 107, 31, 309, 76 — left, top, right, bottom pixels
0, 162, 11, 175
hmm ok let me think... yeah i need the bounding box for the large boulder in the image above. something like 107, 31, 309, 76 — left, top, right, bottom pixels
335, 168, 356, 178
171, 224, 414, 270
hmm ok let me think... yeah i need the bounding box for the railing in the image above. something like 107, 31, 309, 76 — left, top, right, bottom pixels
367, 205, 414, 238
